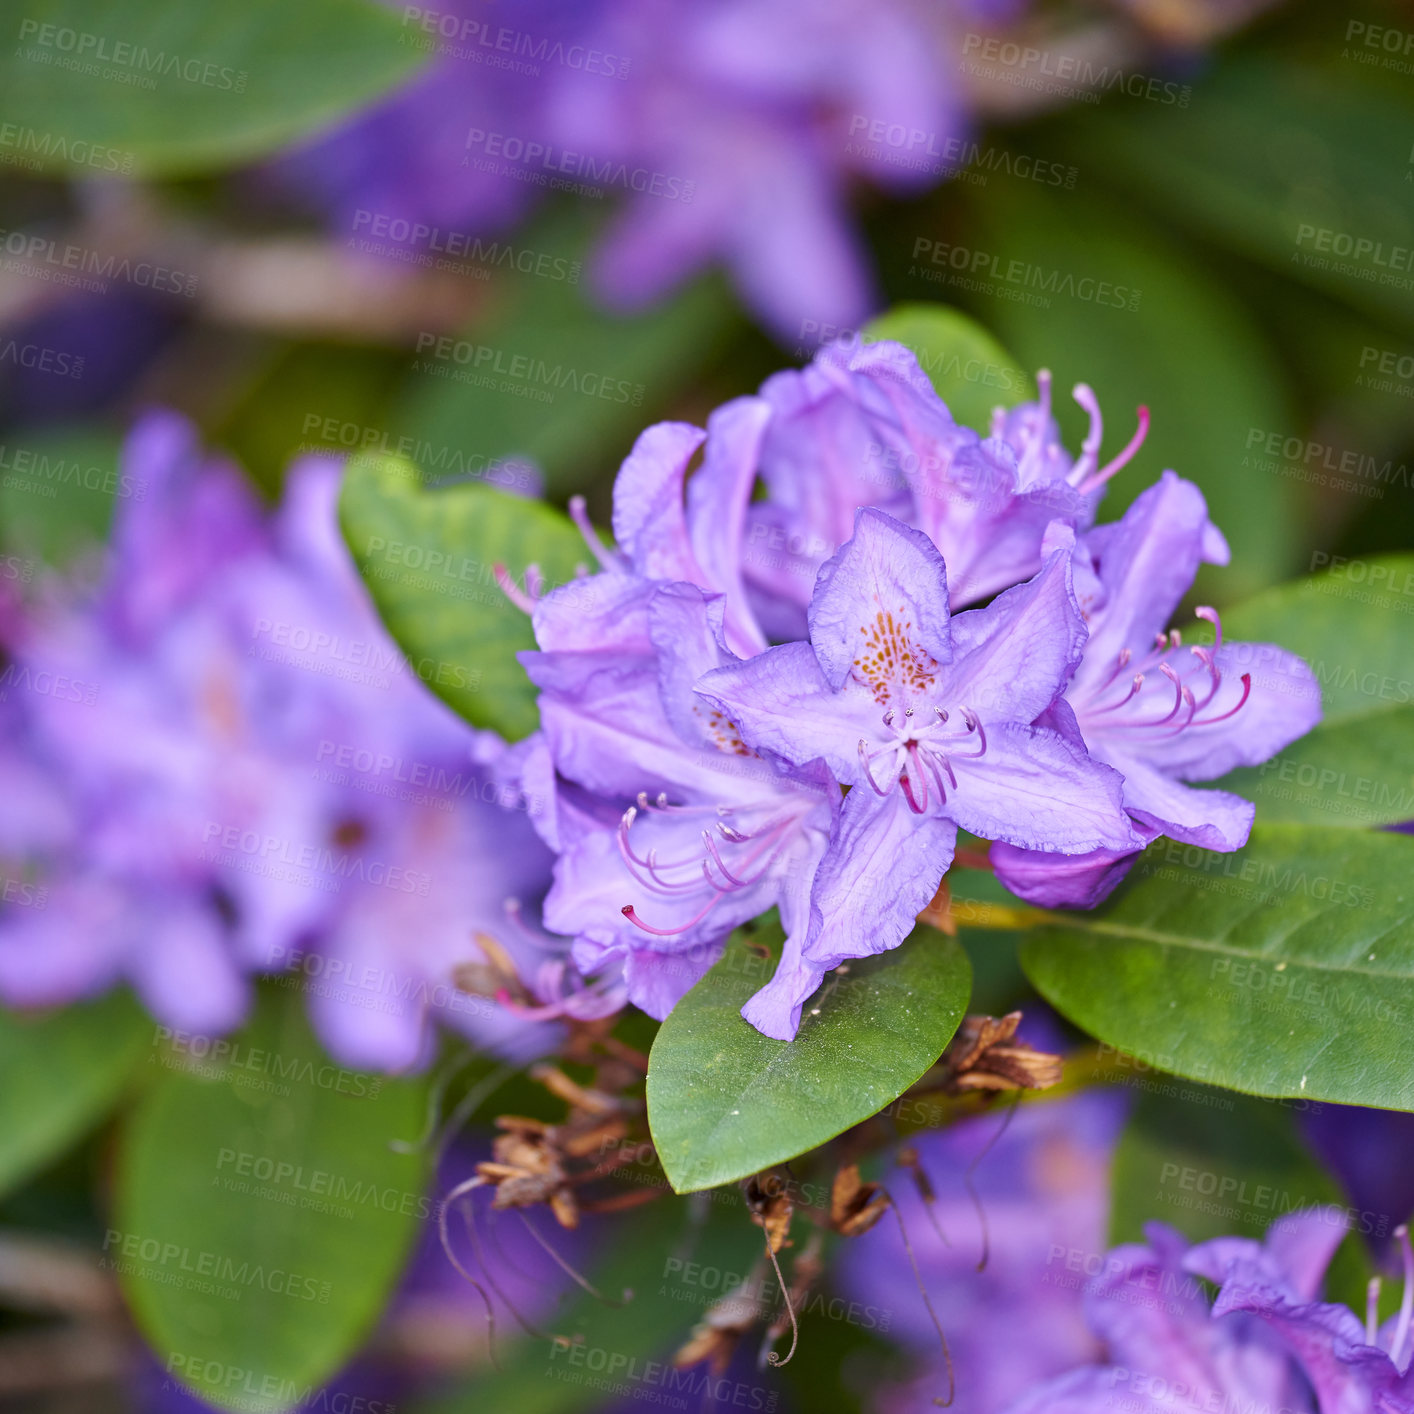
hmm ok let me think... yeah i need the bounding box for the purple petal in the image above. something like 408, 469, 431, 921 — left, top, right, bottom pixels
804, 787, 954, 970
611, 421, 709, 582
1212, 1277, 1398, 1413
623, 941, 726, 1021
743, 786, 952, 1042
685, 395, 773, 657
944, 548, 1087, 724
991, 832, 1150, 909
808, 507, 952, 690
696, 640, 869, 783
947, 723, 1140, 854
1108, 753, 1255, 852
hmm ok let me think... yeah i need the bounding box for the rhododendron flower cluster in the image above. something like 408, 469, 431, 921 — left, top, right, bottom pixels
0, 413, 604, 1070
516, 337, 1322, 1038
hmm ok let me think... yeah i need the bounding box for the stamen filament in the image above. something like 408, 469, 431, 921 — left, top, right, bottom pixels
567, 496, 620, 571
1079, 405, 1150, 493
1391, 1225, 1414, 1371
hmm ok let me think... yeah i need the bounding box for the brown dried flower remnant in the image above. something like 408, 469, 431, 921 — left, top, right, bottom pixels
940, 1012, 1063, 1094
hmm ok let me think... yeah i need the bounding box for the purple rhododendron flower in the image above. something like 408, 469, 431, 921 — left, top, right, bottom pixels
0, 412, 576, 1069
518, 414, 837, 1021
740, 340, 1148, 637
1003, 1209, 1414, 1414
699, 508, 1139, 1038
839, 1089, 1129, 1414
992, 471, 1322, 908
268, 0, 597, 243
274, 2, 982, 340
544, 0, 969, 338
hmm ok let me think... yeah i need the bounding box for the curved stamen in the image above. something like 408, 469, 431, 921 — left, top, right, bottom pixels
1164, 685, 1198, 735
1194, 605, 1223, 652
622, 896, 721, 938
1069, 383, 1104, 486
1079, 405, 1150, 494
899, 769, 928, 815
904, 744, 930, 814
1192, 673, 1252, 726
858, 739, 893, 797
492, 563, 538, 615
949, 709, 988, 760
567, 496, 621, 571
1189, 646, 1222, 713
1390, 1225, 1414, 1371
1368, 1276, 1384, 1348
1156, 664, 1185, 723
702, 829, 751, 889
617, 811, 701, 876
1092, 673, 1145, 715
1094, 647, 1134, 694
923, 751, 954, 804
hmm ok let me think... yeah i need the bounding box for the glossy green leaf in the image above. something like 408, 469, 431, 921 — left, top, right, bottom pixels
339, 451, 586, 739
863, 303, 1034, 431
960, 183, 1297, 600
115, 990, 428, 1414
392, 226, 737, 498
0, 991, 148, 1198
647, 917, 970, 1194
1211, 555, 1414, 826
0, 0, 423, 176
1022, 825, 1414, 1111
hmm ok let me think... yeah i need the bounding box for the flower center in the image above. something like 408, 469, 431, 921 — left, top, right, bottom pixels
857, 703, 988, 815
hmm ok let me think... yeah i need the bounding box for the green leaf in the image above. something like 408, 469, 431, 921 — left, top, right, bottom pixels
958, 183, 1297, 600
115, 989, 428, 1413
1022, 825, 1414, 1111
339, 452, 586, 739
0, 0, 424, 177
0, 991, 148, 1198
862, 303, 1035, 431
1107, 1083, 1375, 1312
1211, 555, 1414, 826
647, 917, 970, 1194
1061, 58, 1414, 333
392, 223, 738, 498
0, 426, 123, 568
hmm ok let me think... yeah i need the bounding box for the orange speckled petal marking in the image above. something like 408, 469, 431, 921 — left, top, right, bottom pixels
854, 607, 939, 706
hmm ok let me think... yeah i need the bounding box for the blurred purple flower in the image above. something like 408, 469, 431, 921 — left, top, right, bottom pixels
838, 1090, 1128, 1414
1003, 1209, 1414, 1414
275, 0, 980, 340
268, 0, 598, 242
739, 341, 1147, 638
697, 507, 1137, 1037
544, 0, 968, 338
0, 412, 574, 1069
991, 471, 1322, 908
